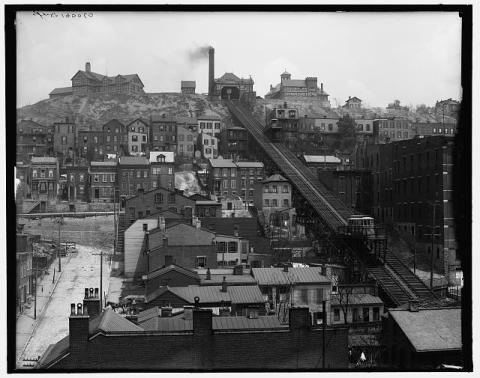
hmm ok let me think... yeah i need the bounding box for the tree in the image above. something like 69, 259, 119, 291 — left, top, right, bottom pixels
335, 285, 353, 324
336, 114, 357, 153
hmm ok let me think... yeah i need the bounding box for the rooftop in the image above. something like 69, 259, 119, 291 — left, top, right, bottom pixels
263, 174, 288, 183
209, 158, 237, 168
118, 156, 149, 166
49, 87, 73, 95
200, 273, 257, 286
149, 151, 175, 164
90, 161, 117, 167
166, 285, 265, 305
235, 161, 264, 168
252, 267, 331, 286
31, 157, 57, 164
303, 155, 342, 164
181, 81, 196, 88
330, 293, 384, 306
389, 307, 461, 352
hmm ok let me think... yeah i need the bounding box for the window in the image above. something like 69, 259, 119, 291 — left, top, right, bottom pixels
106, 135, 111, 142
363, 307, 370, 322
32, 170, 37, 178
217, 242, 226, 253
228, 242, 237, 253
272, 199, 278, 207
352, 308, 359, 323
283, 199, 289, 207
264, 199, 269, 207
231, 180, 236, 189
196, 256, 206, 268
168, 194, 175, 204
102, 174, 107, 183
49, 170, 54, 178
79, 174, 84, 182
223, 180, 228, 189
136, 171, 141, 178
93, 174, 99, 183
316, 288, 324, 304
155, 193, 164, 203
168, 167, 173, 175
272, 185, 277, 193
282, 185, 289, 193
300, 289, 308, 304
333, 309, 340, 322
204, 139, 209, 145
143, 170, 148, 178
373, 307, 380, 321
110, 174, 115, 183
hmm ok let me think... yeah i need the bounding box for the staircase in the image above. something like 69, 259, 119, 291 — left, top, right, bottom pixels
23, 200, 41, 214
366, 266, 413, 306
115, 212, 125, 255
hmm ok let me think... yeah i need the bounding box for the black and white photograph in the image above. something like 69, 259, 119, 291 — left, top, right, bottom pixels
6, 3, 473, 373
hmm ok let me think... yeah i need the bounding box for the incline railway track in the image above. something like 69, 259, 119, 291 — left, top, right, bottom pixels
226, 100, 437, 305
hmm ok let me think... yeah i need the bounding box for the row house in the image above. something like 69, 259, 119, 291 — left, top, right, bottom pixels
89, 161, 117, 202
254, 173, 292, 210
127, 118, 149, 156
16, 120, 54, 162
199, 131, 218, 160
118, 156, 151, 198
236, 161, 265, 204
219, 126, 249, 160
150, 114, 177, 152
103, 119, 128, 155
198, 115, 222, 138
373, 117, 413, 143
77, 130, 105, 161
412, 122, 457, 137
176, 117, 198, 158
29, 157, 59, 200
60, 163, 89, 202
149, 151, 175, 190
53, 118, 76, 162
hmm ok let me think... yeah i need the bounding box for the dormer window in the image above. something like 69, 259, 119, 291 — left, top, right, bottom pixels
157, 155, 166, 163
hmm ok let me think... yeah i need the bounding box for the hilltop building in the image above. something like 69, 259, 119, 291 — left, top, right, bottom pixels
343, 96, 362, 110
181, 81, 196, 94
265, 71, 330, 107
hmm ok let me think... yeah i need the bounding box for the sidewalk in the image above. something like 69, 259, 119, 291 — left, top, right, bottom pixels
16, 254, 71, 365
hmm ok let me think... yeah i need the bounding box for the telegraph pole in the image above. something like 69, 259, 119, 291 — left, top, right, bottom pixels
57, 217, 63, 272
430, 198, 437, 290
33, 258, 38, 319
322, 300, 326, 369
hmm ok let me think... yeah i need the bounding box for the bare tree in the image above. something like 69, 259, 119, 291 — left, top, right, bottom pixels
336, 286, 353, 324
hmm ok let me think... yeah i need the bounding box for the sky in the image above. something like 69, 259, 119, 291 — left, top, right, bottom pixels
16, 11, 462, 108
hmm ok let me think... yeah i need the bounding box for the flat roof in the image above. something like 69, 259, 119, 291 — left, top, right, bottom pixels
209, 158, 237, 168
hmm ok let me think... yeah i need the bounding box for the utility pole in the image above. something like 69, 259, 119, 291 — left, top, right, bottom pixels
57, 217, 63, 272
322, 300, 326, 369
33, 258, 38, 320
100, 247, 103, 312
430, 197, 437, 290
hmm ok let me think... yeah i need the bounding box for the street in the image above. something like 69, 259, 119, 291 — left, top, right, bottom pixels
16, 245, 112, 369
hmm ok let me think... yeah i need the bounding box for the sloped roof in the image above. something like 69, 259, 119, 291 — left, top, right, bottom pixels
303, 155, 341, 164
176, 116, 198, 124
49, 87, 73, 95
118, 156, 149, 165
38, 335, 70, 368
235, 161, 264, 168
209, 158, 236, 168
72, 70, 144, 87
252, 267, 331, 286
228, 285, 265, 304
90, 308, 144, 334
199, 217, 259, 241
168, 285, 231, 304
346, 96, 362, 103
263, 174, 288, 183
181, 81, 196, 88
282, 79, 307, 88
218, 72, 241, 82
198, 113, 221, 121
31, 157, 57, 164
151, 114, 177, 123
330, 293, 384, 306
149, 151, 175, 163
146, 264, 200, 281
200, 274, 257, 286
90, 161, 117, 167
389, 307, 461, 352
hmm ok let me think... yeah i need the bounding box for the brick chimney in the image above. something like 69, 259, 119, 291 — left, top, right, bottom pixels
83, 287, 100, 318
85, 62, 91, 73
408, 299, 419, 312
289, 307, 311, 330
221, 276, 228, 292
208, 47, 215, 98
193, 308, 213, 336
206, 268, 211, 280
184, 305, 194, 320
69, 303, 90, 357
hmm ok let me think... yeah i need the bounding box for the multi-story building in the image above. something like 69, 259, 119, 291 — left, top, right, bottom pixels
77, 130, 105, 161
118, 156, 150, 198
412, 122, 457, 137
49, 62, 145, 97
60, 163, 89, 202
103, 119, 127, 155
89, 161, 117, 202
16, 120, 54, 163
343, 96, 362, 110
150, 114, 177, 152
208, 158, 238, 199
210, 71, 256, 103
176, 121, 198, 158
435, 98, 460, 118
254, 174, 292, 210
219, 126, 249, 160
29, 157, 59, 200
198, 115, 222, 138
53, 118, 76, 162
16, 233, 34, 313
149, 151, 175, 190
373, 117, 413, 143
199, 132, 218, 160
180, 80, 196, 94
354, 118, 374, 136
265, 103, 299, 143
235, 161, 265, 204
265, 71, 330, 107
298, 116, 340, 134
127, 118, 149, 156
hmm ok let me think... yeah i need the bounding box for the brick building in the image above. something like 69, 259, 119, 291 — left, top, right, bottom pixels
53, 118, 76, 162
103, 119, 127, 155
118, 156, 150, 198
77, 130, 105, 161
412, 122, 457, 137
343, 96, 362, 110
149, 151, 175, 190
60, 164, 89, 202
219, 126, 249, 160
373, 117, 413, 143
150, 114, 177, 152
89, 161, 117, 202
235, 161, 265, 204
254, 173, 292, 210
16, 120, 54, 163
199, 132, 219, 160
207, 158, 238, 199
265, 71, 330, 107
435, 98, 460, 118
181, 80, 196, 94
176, 118, 198, 158
198, 115, 222, 138
127, 118, 149, 156
210, 71, 256, 103
28, 157, 59, 200
265, 103, 300, 143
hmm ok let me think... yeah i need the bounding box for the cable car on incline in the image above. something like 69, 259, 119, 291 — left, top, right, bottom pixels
347, 215, 375, 238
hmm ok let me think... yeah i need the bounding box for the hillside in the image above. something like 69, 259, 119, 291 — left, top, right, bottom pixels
17, 93, 456, 128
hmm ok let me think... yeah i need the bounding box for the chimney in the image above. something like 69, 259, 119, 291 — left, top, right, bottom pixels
206, 268, 211, 280
233, 265, 243, 276
221, 276, 227, 292
143, 223, 148, 232
83, 287, 100, 318
161, 306, 173, 317
408, 299, 419, 312
184, 305, 194, 320
208, 47, 215, 98
321, 83, 324, 91
164, 255, 174, 267
85, 62, 91, 72
233, 224, 239, 237
162, 236, 168, 247
69, 303, 90, 356
283, 264, 289, 273
193, 308, 213, 336
289, 307, 311, 330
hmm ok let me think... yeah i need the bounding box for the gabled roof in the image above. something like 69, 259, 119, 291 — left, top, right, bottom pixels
146, 264, 200, 282
282, 79, 307, 88
71, 70, 144, 87
150, 114, 177, 123
89, 307, 144, 334
90, 161, 117, 167
252, 267, 331, 286
38, 335, 70, 368
198, 113, 221, 121
218, 72, 241, 82
346, 96, 362, 103
303, 155, 342, 164
389, 307, 461, 352
199, 217, 259, 241
209, 158, 236, 168
126, 118, 149, 128
49, 87, 73, 95
263, 174, 288, 183
163, 285, 265, 305
181, 81, 196, 88
149, 151, 175, 163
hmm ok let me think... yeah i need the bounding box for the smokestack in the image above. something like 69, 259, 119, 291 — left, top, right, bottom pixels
208, 47, 215, 98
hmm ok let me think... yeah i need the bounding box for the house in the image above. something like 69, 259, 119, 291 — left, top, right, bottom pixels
39, 295, 349, 370
210, 71, 256, 103
118, 156, 150, 197
207, 158, 238, 199
102, 119, 127, 155
251, 266, 332, 325
69, 62, 144, 96
255, 173, 292, 210
265, 71, 330, 107
77, 130, 105, 161
435, 98, 460, 118
198, 266, 257, 286
199, 132, 218, 160
343, 96, 362, 110
123, 186, 196, 226
16, 120, 54, 163
144, 264, 201, 294
197, 115, 222, 138
219, 126, 249, 160
193, 195, 222, 218
53, 118, 76, 162
149, 151, 175, 190
354, 118, 374, 135
181, 80, 196, 94
16, 234, 34, 313
373, 117, 412, 143
49, 86, 73, 98
235, 161, 265, 205
127, 119, 149, 156
383, 305, 462, 369
265, 102, 299, 143
150, 114, 177, 152
89, 161, 117, 203
176, 118, 198, 158
28, 157, 59, 200
60, 163, 89, 202
412, 122, 457, 137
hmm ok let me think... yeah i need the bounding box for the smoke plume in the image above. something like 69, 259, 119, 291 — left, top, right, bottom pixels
188, 45, 212, 62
